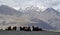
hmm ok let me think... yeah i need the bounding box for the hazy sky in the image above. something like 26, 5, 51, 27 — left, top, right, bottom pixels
0, 0, 60, 10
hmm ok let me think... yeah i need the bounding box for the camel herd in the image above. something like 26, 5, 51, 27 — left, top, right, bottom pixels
4, 26, 43, 31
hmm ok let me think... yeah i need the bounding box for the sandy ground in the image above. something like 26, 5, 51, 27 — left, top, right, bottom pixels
0, 31, 60, 35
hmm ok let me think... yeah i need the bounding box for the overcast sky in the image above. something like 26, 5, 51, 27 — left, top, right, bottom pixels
0, 0, 60, 10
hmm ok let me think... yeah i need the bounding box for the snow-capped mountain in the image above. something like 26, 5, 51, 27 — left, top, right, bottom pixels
0, 5, 60, 30
39, 8, 60, 29
19, 7, 60, 30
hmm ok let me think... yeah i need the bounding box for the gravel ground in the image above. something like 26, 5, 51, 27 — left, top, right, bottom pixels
0, 31, 60, 35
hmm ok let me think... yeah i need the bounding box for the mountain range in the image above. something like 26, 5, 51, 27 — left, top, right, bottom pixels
0, 5, 60, 30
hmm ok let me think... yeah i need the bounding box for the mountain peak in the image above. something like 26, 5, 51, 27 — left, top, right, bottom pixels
0, 5, 22, 16
0, 5, 15, 10
45, 7, 57, 12
43, 7, 60, 15
0, 5, 8, 7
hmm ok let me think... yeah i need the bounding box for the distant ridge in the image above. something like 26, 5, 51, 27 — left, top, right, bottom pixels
43, 7, 60, 15
0, 5, 22, 16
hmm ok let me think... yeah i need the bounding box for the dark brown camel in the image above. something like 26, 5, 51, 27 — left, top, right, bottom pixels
32, 26, 42, 31
12, 26, 17, 30
5, 26, 12, 31
20, 26, 31, 31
